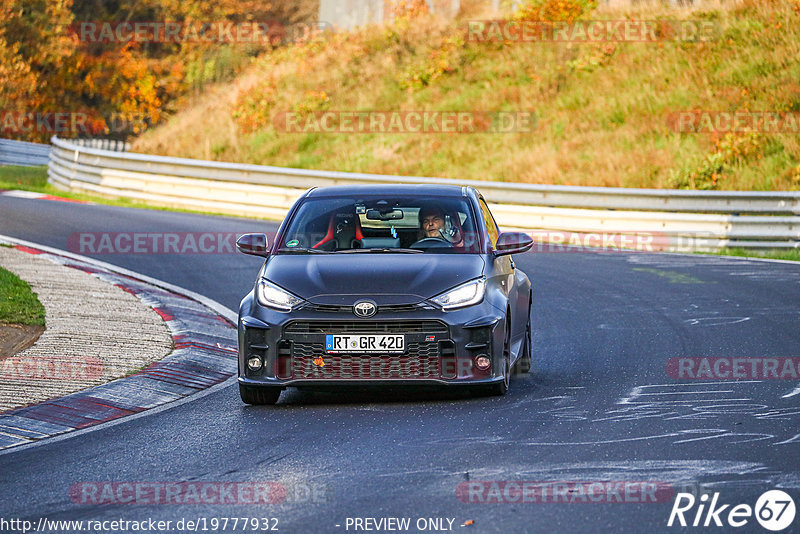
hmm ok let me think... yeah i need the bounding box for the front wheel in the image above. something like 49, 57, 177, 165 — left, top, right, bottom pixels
239, 383, 282, 405
515, 316, 532, 374
485, 320, 511, 396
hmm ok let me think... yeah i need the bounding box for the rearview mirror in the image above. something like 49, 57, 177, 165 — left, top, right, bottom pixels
236, 233, 269, 257
495, 232, 533, 256
366, 208, 404, 220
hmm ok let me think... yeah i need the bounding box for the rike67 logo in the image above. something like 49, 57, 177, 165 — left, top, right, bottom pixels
668, 490, 796, 531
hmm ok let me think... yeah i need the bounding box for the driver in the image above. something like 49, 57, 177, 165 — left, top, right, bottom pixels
419, 205, 446, 239
418, 205, 462, 246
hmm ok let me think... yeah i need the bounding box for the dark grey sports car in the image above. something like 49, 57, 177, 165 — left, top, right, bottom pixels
236, 184, 533, 405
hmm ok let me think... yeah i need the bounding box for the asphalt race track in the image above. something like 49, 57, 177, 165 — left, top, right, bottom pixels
1, 195, 799, 533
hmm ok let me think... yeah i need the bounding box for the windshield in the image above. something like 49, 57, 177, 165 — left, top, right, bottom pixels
278, 195, 482, 254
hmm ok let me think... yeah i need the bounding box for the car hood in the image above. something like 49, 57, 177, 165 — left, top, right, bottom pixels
262, 253, 485, 305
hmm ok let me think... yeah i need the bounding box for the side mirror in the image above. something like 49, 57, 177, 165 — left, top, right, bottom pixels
494, 232, 533, 257
236, 233, 269, 257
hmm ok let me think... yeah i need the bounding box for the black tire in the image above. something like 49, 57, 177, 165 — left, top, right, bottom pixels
515, 314, 532, 374
486, 319, 511, 396
239, 383, 282, 405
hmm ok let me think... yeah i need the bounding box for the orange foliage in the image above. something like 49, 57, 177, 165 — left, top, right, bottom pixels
391, 0, 431, 20
1, 0, 316, 141
514, 0, 598, 22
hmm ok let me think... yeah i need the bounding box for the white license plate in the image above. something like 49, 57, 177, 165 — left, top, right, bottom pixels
325, 334, 405, 354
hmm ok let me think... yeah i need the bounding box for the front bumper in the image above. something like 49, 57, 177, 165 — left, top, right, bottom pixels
238, 292, 506, 389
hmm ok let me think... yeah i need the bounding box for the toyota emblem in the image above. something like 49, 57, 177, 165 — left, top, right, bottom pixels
353, 300, 377, 318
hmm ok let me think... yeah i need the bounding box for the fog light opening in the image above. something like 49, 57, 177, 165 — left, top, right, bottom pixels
247, 357, 263, 371
474, 355, 491, 371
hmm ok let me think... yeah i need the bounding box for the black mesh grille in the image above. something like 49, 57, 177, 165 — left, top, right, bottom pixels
291, 343, 441, 380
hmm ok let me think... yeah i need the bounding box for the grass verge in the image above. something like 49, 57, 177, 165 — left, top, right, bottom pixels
698, 247, 800, 262
0, 266, 46, 326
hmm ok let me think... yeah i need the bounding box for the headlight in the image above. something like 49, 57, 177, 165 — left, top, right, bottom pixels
431, 278, 486, 310
256, 279, 303, 312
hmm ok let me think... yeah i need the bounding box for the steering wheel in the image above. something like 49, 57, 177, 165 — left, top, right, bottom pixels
410, 237, 454, 249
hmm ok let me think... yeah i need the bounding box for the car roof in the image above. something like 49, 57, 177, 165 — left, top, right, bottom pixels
305, 184, 471, 198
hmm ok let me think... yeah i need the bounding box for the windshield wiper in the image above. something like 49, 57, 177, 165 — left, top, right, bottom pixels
276, 247, 331, 254
336, 248, 423, 254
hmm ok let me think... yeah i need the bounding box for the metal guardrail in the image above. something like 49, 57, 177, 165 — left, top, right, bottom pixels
0, 138, 128, 168
71, 138, 130, 152
46, 136, 799, 251
0, 139, 50, 167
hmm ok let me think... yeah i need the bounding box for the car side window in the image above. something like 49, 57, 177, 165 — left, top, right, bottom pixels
478, 198, 499, 249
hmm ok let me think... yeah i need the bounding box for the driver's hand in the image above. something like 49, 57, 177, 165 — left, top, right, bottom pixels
437, 227, 462, 244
